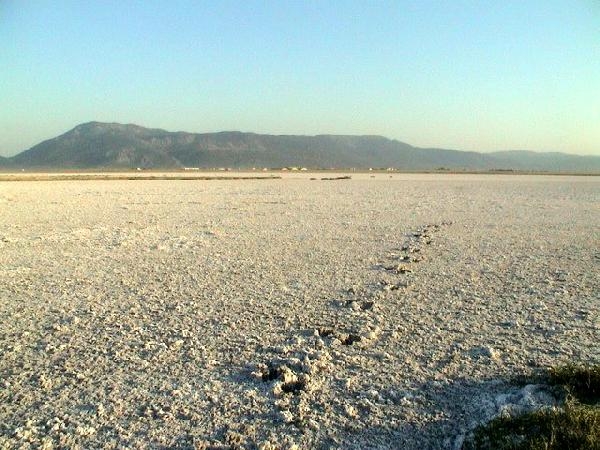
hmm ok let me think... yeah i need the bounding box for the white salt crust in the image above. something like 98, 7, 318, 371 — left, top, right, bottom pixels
0, 173, 598, 449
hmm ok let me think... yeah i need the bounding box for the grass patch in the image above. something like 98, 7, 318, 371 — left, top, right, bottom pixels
466, 402, 600, 449
465, 364, 600, 450
548, 364, 600, 404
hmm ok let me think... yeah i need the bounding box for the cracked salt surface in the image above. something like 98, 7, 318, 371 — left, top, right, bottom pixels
0, 173, 598, 449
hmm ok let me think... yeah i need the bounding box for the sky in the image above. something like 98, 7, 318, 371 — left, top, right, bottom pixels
1, 1, 599, 157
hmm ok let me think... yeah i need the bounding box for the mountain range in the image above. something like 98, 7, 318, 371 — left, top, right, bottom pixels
1, 122, 599, 172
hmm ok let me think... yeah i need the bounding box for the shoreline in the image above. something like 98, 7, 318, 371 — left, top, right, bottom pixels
1, 170, 599, 182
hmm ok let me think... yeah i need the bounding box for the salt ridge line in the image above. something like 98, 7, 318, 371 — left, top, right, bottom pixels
244, 222, 453, 442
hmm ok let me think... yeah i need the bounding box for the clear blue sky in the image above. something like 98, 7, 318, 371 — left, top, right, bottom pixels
1, 0, 599, 156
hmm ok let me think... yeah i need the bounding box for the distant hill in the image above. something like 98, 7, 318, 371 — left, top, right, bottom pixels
484, 150, 600, 172
2, 122, 599, 172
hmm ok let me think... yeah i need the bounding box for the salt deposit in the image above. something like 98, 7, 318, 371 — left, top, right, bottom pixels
0, 173, 598, 449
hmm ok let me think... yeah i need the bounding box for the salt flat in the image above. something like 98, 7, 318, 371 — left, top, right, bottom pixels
1, 174, 598, 449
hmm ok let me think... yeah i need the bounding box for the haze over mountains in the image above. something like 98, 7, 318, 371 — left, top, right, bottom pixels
2, 122, 599, 172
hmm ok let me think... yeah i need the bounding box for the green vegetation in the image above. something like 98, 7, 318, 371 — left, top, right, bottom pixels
467, 403, 600, 449
548, 364, 600, 404
465, 365, 600, 450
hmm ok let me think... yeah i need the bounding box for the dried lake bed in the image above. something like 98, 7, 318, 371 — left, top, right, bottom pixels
1, 173, 599, 449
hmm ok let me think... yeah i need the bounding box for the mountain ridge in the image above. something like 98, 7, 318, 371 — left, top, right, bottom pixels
2, 122, 599, 172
